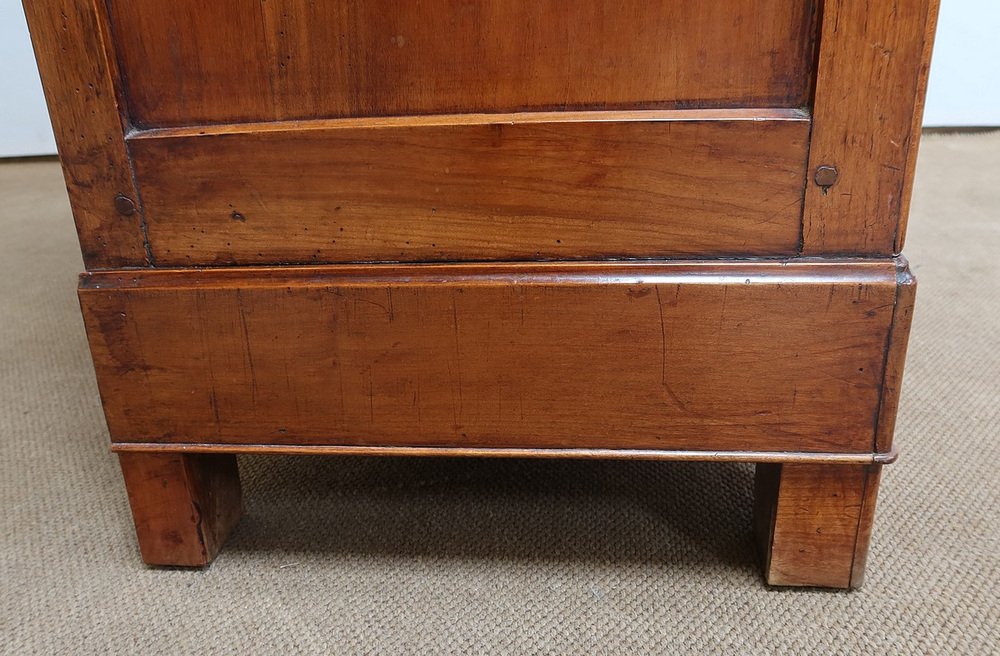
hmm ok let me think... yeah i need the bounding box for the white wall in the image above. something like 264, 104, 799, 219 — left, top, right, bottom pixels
923, 0, 1000, 127
1, 1, 997, 157
0, 1, 57, 157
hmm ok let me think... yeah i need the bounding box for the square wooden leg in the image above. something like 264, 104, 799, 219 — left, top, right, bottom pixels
754, 463, 882, 589
118, 452, 242, 567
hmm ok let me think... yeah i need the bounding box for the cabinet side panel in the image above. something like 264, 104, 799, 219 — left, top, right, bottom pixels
875, 262, 917, 453
22, 0, 149, 268
802, 0, 940, 255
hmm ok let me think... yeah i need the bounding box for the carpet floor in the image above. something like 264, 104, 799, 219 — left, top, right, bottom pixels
1, 133, 998, 654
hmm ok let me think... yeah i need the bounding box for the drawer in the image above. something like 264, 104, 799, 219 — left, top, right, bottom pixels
80, 259, 905, 455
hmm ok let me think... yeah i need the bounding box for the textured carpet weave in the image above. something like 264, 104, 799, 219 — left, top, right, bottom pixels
1, 134, 998, 654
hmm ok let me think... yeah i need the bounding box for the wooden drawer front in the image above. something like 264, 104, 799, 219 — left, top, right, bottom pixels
129, 110, 809, 265
80, 261, 899, 454
107, 0, 818, 127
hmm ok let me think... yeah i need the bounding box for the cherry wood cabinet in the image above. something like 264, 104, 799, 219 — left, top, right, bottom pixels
24, 0, 937, 588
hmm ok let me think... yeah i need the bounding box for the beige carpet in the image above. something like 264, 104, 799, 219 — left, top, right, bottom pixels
1, 133, 998, 654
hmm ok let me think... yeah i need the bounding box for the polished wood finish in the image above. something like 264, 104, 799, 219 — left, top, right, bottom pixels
127, 110, 809, 265
755, 463, 881, 589
80, 260, 898, 453
112, 443, 899, 465
876, 259, 919, 453
21, 0, 148, 268
896, 3, 941, 254
26, 0, 936, 583
802, 0, 940, 255
106, 0, 819, 126
118, 452, 242, 567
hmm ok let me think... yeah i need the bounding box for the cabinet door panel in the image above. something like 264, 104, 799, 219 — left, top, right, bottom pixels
128, 110, 810, 265
107, 0, 820, 126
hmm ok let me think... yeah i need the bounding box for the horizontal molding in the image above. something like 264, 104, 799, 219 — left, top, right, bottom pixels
127, 108, 811, 141
80, 258, 898, 291
111, 443, 900, 465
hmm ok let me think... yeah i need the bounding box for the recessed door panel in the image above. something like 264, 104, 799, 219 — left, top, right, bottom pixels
107, 0, 820, 126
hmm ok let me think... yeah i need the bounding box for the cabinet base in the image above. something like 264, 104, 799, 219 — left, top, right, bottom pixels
754, 463, 882, 589
118, 449, 884, 588
119, 452, 242, 567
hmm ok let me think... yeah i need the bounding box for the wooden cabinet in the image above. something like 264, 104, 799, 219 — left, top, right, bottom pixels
24, 0, 938, 588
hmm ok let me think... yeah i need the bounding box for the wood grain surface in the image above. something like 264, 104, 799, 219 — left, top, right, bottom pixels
802, 0, 940, 255
21, 0, 149, 268
118, 452, 242, 566
127, 110, 810, 265
25, 0, 936, 583
80, 260, 900, 454
875, 258, 918, 453
112, 443, 899, 465
106, 0, 819, 126
755, 463, 882, 588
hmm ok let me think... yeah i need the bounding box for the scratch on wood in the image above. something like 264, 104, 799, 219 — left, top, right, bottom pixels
367, 366, 374, 423
125, 295, 154, 391
195, 291, 222, 436
236, 290, 258, 407
208, 386, 222, 436
415, 378, 422, 426
452, 296, 463, 421
283, 360, 301, 416
654, 286, 667, 385
337, 361, 346, 422
655, 285, 688, 412
353, 296, 392, 316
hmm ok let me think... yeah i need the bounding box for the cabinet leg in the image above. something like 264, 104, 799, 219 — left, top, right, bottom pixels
754, 463, 882, 589
118, 452, 242, 567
